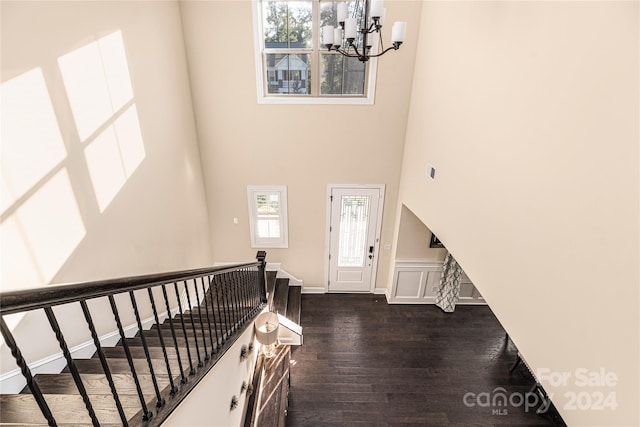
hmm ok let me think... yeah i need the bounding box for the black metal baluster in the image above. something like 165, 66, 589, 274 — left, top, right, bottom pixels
183, 281, 203, 367
237, 270, 247, 325
220, 273, 234, 335
246, 268, 254, 316
247, 268, 256, 315
147, 288, 178, 395
108, 295, 153, 421
129, 291, 165, 408
236, 270, 246, 324
257, 251, 268, 303
234, 270, 244, 326
191, 279, 209, 361
241, 268, 251, 321
0, 317, 57, 426
227, 272, 238, 331
80, 300, 128, 426
162, 284, 187, 384
250, 267, 259, 312
230, 272, 240, 331
44, 307, 99, 427
211, 275, 227, 346
173, 282, 196, 375
198, 277, 216, 355
239, 271, 246, 323
214, 274, 230, 342
256, 266, 263, 306
205, 276, 221, 351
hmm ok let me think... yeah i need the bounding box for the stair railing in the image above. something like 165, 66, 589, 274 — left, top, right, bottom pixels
0, 252, 268, 427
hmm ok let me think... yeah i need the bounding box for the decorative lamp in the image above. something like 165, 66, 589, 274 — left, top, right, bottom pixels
254, 311, 279, 358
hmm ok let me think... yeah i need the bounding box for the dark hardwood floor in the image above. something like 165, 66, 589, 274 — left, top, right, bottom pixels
287, 294, 565, 426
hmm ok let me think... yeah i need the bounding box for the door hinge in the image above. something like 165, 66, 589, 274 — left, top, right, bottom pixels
330, 195, 333, 202
328, 254, 331, 260
330, 226, 332, 232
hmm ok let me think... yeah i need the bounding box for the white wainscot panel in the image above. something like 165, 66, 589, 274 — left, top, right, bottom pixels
389, 260, 485, 305
394, 270, 424, 299
390, 261, 443, 304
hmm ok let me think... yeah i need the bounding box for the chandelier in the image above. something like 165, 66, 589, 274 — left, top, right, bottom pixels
321, 0, 407, 63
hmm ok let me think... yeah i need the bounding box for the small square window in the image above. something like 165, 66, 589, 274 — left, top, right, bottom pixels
247, 185, 289, 248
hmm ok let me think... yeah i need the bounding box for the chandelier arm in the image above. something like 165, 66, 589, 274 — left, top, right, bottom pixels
335, 47, 365, 61
364, 22, 378, 34
363, 44, 399, 59
378, 30, 385, 53
347, 42, 365, 59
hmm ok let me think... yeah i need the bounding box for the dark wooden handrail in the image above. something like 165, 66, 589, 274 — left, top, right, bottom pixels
0, 252, 268, 426
0, 262, 258, 315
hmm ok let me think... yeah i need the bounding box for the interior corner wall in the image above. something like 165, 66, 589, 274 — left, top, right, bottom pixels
397, 2, 639, 425
1, 1, 212, 371
178, 0, 422, 290
395, 204, 446, 261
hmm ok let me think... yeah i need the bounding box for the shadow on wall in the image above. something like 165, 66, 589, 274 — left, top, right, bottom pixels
1, 30, 145, 295
1, 30, 146, 329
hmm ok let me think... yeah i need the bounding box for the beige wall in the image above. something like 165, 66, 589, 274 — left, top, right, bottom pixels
397, 1, 639, 425
396, 204, 446, 261
179, 0, 421, 290
1, 1, 211, 370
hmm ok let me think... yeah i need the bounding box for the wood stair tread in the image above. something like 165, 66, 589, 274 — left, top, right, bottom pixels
98, 345, 186, 360
24, 373, 171, 397
266, 271, 277, 296
122, 336, 220, 354
286, 285, 302, 325
273, 278, 289, 317
0, 393, 144, 425
65, 357, 185, 378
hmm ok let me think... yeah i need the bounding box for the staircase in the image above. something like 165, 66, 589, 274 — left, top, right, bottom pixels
245, 271, 301, 427
0, 260, 267, 427
266, 272, 301, 325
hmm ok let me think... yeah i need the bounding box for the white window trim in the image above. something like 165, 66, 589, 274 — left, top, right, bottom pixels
247, 185, 289, 248
251, 0, 378, 105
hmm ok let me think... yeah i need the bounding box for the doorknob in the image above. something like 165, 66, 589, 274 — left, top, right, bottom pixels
368, 246, 374, 259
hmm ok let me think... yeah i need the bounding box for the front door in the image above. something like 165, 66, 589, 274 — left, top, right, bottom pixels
328, 186, 383, 292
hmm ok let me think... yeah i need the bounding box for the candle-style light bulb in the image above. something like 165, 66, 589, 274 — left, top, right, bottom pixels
334, 28, 343, 48
370, 0, 384, 18
337, 2, 348, 23
391, 21, 407, 44
322, 25, 334, 46
345, 18, 358, 40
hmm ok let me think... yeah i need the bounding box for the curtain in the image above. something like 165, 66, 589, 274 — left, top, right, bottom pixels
435, 252, 463, 313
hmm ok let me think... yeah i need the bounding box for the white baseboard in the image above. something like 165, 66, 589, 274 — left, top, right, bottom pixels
0, 307, 177, 394
301, 286, 325, 294
373, 287, 391, 302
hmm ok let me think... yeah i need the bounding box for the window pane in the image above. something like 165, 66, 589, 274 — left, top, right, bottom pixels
320, 54, 365, 95
263, 1, 312, 49
265, 53, 311, 95
256, 194, 280, 215
319, 1, 338, 28
256, 193, 281, 239
257, 218, 281, 238
337, 196, 370, 267
319, 1, 366, 49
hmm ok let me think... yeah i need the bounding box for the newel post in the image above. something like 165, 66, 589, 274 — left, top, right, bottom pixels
256, 251, 267, 303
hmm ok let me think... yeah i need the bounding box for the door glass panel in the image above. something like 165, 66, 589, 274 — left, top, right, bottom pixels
337, 195, 370, 267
